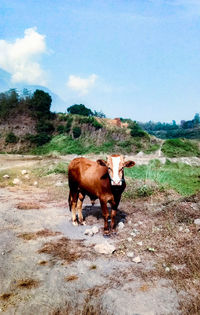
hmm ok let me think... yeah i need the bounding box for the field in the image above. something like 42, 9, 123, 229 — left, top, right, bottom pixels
0, 154, 200, 314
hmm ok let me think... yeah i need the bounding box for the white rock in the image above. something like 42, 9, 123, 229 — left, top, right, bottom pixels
194, 219, 200, 230
3, 174, 9, 179
13, 178, 21, 185
55, 181, 64, 187
184, 228, 190, 233
24, 174, 30, 179
21, 170, 28, 175
137, 241, 143, 246
128, 220, 132, 225
165, 267, 170, 272
127, 237, 132, 242
33, 181, 38, 186
132, 256, 141, 263
92, 226, 99, 234
130, 232, 137, 237
118, 222, 124, 230
127, 251, 134, 258
94, 242, 116, 255
84, 229, 94, 236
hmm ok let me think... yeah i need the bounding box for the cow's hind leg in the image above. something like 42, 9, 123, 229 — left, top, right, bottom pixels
69, 190, 79, 226
77, 192, 85, 225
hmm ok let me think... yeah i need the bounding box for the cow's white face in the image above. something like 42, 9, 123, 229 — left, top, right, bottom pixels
97, 155, 135, 186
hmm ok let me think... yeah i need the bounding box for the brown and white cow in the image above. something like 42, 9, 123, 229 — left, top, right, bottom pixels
68, 154, 135, 234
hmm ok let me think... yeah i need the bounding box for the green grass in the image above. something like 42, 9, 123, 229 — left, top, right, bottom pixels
125, 159, 200, 196
31, 134, 152, 155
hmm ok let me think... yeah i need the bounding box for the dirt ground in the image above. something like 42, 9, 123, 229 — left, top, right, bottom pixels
0, 155, 200, 315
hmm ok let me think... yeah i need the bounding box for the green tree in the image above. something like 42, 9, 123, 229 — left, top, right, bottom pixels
67, 104, 93, 116
30, 89, 52, 118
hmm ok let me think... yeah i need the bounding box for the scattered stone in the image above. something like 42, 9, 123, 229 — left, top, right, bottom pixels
3, 174, 9, 179
127, 252, 134, 258
194, 218, 200, 230
33, 181, 38, 186
132, 256, 141, 263
137, 241, 143, 246
118, 222, 124, 230
147, 247, 155, 252
130, 232, 137, 237
24, 174, 30, 179
165, 267, 170, 272
94, 242, 116, 255
13, 178, 21, 185
138, 221, 143, 225
179, 226, 183, 232
184, 228, 190, 233
92, 226, 99, 234
84, 229, 94, 236
128, 220, 132, 225
21, 170, 28, 175
55, 181, 64, 187
127, 237, 132, 242
2, 251, 5, 255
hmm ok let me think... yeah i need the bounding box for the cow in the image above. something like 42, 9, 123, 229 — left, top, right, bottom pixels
68, 154, 135, 234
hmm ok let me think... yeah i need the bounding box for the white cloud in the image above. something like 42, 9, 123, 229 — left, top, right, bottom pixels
67, 74, 98, 95
0, 27, 47, 85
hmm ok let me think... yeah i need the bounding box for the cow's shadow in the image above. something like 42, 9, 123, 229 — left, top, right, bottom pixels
82, 204, 127, 226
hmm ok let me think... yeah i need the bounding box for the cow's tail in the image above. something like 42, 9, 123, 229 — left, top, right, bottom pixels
68, 190, 72, 211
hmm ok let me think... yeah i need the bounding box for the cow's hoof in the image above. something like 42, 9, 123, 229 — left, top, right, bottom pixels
103, 230, 110, 237
80, 221, 86, 225
72, 221, 78, 226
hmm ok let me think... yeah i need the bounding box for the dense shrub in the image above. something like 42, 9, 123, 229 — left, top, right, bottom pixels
65, 116, 73, 133
72, 126, 81, 138
36, 120, 55, 134
5, 132, 18, 144
57, 125, 65, 134
162, 139, 200, 157
27, 133, 52, 146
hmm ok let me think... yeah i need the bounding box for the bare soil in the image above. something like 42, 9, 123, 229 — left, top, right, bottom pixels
0, 155, 200, 315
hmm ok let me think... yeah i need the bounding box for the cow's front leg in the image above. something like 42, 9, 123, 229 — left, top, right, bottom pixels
100, 200, 109, 234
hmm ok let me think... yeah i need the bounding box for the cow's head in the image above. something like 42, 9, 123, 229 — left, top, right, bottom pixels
97, 154, 135, 186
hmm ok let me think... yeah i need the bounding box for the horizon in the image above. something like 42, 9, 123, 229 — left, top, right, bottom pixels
0, 0, 200, 123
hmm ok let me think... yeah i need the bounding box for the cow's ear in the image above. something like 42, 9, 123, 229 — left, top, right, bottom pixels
123, 160, 135, 168
97, 159, 107, 167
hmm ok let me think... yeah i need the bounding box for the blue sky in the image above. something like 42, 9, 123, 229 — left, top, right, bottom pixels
0, 0, 200, 122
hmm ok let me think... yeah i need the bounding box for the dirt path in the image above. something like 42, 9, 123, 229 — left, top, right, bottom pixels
0, 187, 181, 315
0, 154, 199, 314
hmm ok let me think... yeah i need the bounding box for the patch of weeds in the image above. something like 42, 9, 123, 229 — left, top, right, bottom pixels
38, 237, 91, 264
46, 162, 68, 175
136, 184, 154, 197
64, 275, 79, 282
0, 293, 13, 300
38, 260, 48, 266
17, 229, 61, 241
16, 278, 40, 289
17, 201, 42, 210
